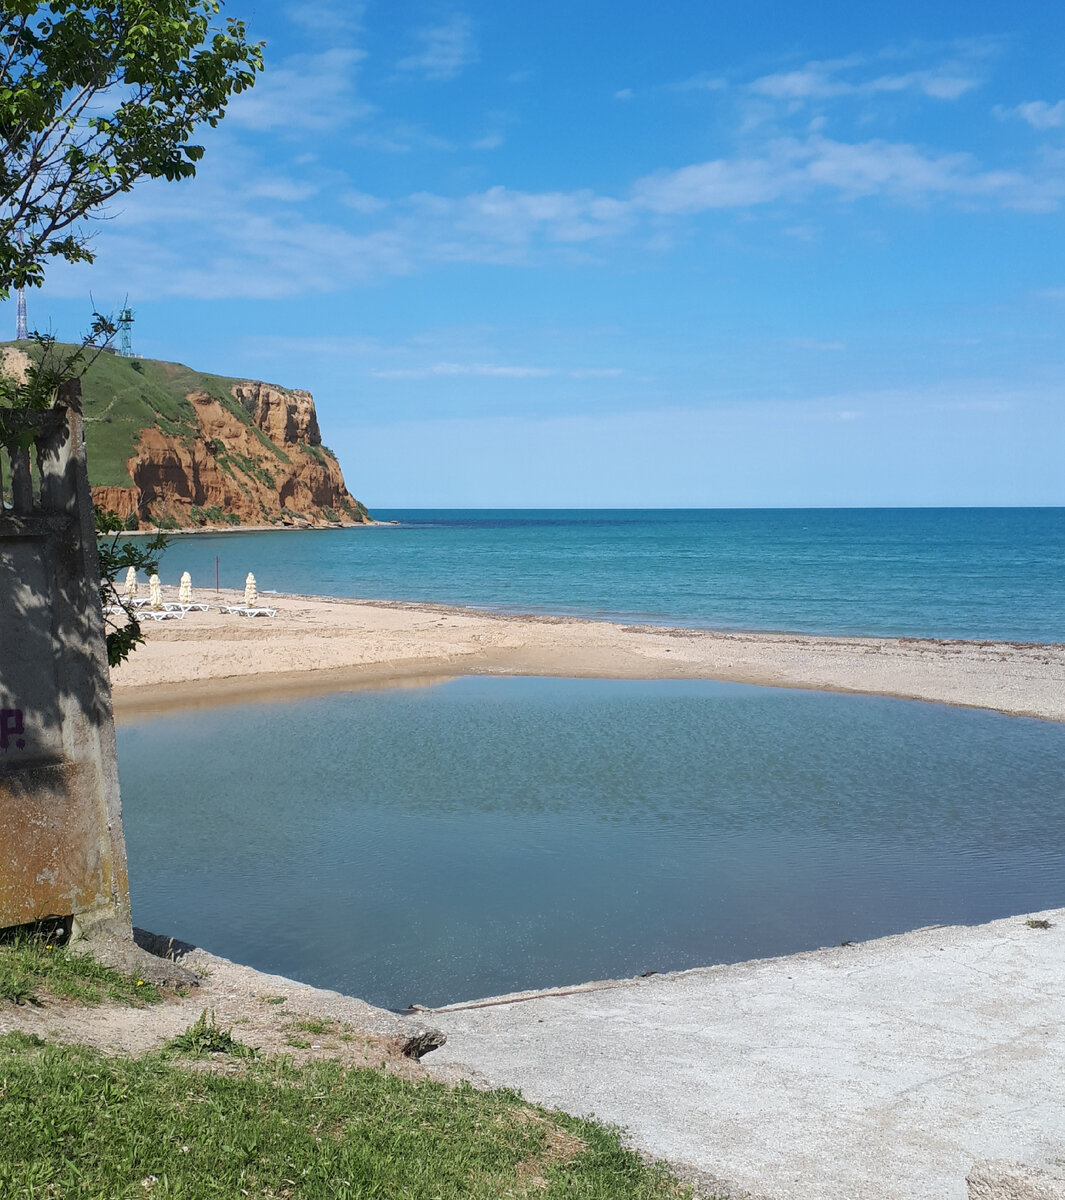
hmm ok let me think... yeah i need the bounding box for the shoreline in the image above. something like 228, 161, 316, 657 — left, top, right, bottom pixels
3, 908, 1061, 1200
109, 588, 1065, 723
116, 519, 395, 537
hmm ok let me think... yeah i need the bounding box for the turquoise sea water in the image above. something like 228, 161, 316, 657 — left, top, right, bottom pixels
150, 508, 1065, 642
117, 677, 1065, 1009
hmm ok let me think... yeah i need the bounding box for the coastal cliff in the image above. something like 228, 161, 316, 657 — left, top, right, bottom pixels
96, 382, 367, 530
2, 344, 369, 529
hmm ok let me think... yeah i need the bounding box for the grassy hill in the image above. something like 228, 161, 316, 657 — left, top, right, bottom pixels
1, 342, 366, 528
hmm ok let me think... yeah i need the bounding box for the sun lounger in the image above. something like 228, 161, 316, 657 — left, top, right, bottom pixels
141, 608, 186, 621
219, 604, 277, 618
163, 602, 211, 613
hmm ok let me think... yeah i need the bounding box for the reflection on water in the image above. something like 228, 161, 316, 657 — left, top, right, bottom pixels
117, 677, 1065, 1009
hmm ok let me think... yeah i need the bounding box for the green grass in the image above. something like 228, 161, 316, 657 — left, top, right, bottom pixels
0, 936, 160, 1007
0, 1032, 691, 1199
286, 1017, 334, 1036
0, 342, 303, 488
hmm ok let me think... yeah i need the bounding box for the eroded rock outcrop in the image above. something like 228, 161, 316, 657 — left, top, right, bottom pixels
91, 384, 367, 529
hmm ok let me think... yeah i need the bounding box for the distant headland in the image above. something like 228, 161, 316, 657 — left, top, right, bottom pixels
1, 342, 370, 531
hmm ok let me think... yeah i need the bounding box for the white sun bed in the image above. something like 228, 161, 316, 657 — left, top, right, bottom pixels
218, 604, 277, 618
163, 601, 211, 613
141, 608, 186, 621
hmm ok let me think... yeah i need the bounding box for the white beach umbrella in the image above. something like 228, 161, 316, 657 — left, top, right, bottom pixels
149, 573, 163, 610
244, 572, 257, 608
124, 566, 137, 600
179, 571, 192, 605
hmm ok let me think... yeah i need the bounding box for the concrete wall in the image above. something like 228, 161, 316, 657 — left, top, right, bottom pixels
0, 397, 130, 936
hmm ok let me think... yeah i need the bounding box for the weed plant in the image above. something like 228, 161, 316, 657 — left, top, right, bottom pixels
163, 1010, 256, 1059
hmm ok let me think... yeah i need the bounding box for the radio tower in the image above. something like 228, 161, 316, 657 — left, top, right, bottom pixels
14, 228, 27, 339
117, 307, 134, 356
15, 287, 27, 341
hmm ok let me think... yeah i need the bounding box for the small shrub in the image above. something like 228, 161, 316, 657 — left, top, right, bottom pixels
164, 1010, 255, 1059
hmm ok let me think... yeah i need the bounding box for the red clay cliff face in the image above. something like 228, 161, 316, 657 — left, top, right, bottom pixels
91, 384, 367, 529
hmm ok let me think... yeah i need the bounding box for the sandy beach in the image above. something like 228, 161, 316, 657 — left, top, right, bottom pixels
109, 587, 1065, 723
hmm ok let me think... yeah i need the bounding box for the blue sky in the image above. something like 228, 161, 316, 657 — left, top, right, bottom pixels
6, 0, 1065, 506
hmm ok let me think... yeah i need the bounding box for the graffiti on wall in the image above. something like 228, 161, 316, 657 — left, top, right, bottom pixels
0, 710, 26, 752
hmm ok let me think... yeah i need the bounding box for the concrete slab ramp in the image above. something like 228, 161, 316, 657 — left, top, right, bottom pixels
426, 909, 1065, 1200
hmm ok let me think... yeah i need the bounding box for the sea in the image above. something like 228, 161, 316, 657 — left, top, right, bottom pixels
148, 507, 1065, 643
115, 509, 1065, 1007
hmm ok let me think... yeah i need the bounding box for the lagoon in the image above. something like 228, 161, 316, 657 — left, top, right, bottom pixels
117, 677, 1065, 1010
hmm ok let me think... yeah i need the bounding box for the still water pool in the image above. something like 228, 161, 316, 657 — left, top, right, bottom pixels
117, 677, 1065, 1009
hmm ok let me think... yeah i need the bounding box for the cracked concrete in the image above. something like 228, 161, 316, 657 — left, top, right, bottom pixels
425, 908, 1065, 1200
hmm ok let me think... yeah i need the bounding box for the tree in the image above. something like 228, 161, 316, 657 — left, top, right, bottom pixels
95, 504, 167, 666
0, 0, 262, 297
0, 1, 261, 663
1, 326, 168, 665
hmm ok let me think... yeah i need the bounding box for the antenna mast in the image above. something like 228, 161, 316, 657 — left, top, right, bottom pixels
14, 228, 27, 340
117, 307, 134, 356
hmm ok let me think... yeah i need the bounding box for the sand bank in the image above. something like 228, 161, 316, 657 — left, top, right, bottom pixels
109, 588, 1065, 722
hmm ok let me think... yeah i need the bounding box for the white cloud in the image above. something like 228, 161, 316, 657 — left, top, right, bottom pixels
631, 135, 1064, 213
342, 190, 388, 214
227, 48, 371, 132
749, 55, 980, 103
614, 88, 635, 101
997, 100, 1065, 130
396, 15, 476, 81
374, 362, 552, 379
633, 155, 791, 212
60, 124, 1065, 301
245, 178, 320, 202
409, 185, 633, 253
371, 363, 622, 380
284, 0, 364, 34
750, 68, 851, 100
48, 55, 1065, 306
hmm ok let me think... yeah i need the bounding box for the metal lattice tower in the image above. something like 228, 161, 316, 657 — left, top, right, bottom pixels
117, 307, 134, 356
14, 227, 28, 339
15, 287, 27, 340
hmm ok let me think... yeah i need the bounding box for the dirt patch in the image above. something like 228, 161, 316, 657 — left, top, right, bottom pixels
0, 931, 440, 1079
